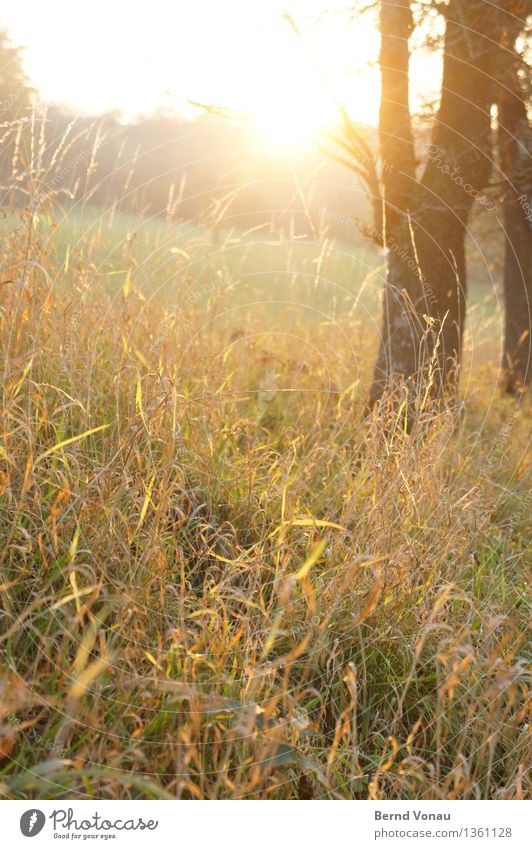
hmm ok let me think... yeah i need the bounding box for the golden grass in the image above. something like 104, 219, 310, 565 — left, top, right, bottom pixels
0, 120, 530, 799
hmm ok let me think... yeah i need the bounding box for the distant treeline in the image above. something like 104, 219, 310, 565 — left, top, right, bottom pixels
0, 103, 374, 240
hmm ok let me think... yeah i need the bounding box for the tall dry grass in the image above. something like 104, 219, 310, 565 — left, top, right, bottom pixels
0, 116, 530, 799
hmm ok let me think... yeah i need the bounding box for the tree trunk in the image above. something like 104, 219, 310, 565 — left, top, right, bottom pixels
371, 0, 500, 404
497, 37, 532, 393
369, 0, 423, 404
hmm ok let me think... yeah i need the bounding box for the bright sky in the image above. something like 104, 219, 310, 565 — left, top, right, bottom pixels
0, 1, 440, 150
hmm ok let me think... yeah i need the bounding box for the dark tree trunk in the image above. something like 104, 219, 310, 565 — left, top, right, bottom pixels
497, 38, 532, 393
371, 0, 500, 404
370, 0, 422, 404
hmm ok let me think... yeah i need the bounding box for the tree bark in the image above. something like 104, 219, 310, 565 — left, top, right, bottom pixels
370, 0, 422, 404
371, 0, 500, 404
497, 35, 532, 393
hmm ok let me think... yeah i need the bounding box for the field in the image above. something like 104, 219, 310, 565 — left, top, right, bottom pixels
0, 198, 530, 800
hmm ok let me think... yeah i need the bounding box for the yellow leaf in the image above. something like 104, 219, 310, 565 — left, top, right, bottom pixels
68, 656, 110, 701
50, 585, 99, 611
261, 610, 284, 659
69, 522, 81, 561
136, 375, 148, 432
69, 570, 82, 615
10, 358, 33, 399
72, 613, 110, 678
34, 423, 110, 465
123, 268, 131, 298
144, 651, 163, 672
132, 474, 155, 539
134, 347, 150, 370
295, 538, 327, 580
357, 568, 384, 624
286, 517, 346, 531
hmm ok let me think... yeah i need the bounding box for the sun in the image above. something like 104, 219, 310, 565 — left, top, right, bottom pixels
234, 10, 380, 153
242, 35, 343, 153
250, 92, 336, 153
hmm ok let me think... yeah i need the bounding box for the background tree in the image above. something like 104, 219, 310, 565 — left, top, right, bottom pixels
0, 27, 33, 120
496, 9, 531, 393
0, 27, 35, 201
367, 0, 504, 405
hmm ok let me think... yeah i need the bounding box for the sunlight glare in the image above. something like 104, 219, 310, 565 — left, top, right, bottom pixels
0, 0, 394, 147
250, 90, 335, 152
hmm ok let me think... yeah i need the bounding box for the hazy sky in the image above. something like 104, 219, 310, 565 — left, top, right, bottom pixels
0, 1, 441, 149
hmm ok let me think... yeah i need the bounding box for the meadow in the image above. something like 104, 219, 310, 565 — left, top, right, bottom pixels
0, 189, 530, 799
